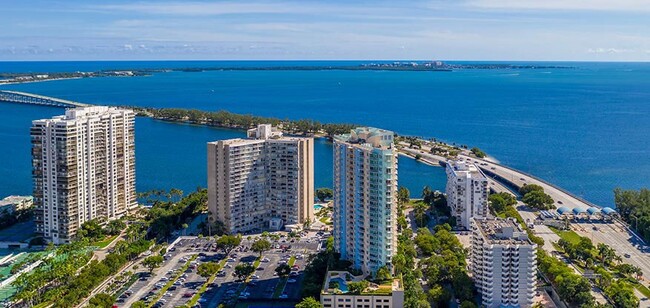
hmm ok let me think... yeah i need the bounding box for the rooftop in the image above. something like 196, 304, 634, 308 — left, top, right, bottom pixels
0, 196, 32, 206
333, 127, 394, 149
447, 159, 486, 179
322, 271, 402, 296
473, 217, 532, 245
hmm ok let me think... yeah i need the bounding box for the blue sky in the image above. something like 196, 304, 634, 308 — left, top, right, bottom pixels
1, 0, 649, 61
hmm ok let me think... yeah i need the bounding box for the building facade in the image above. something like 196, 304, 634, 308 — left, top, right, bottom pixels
333, 127, 398, 275
445, 159, 489, 229
207, 124, 314, 234
0, 196, 33, 215
471, 217, 537, 308
31, 106, 136, 244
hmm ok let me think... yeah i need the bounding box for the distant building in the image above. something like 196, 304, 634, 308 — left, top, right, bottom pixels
445, 159, 488, 229
31, 106, 136, 244
471, 217, 537, 308
320, 271, 404, 308
207, 124, 314, 234
333, 127, 398, 274
0, 196, 33, 215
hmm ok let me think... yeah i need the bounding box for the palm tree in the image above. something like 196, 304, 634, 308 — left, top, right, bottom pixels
413, 202, 428, 227
597, 243, 616, 266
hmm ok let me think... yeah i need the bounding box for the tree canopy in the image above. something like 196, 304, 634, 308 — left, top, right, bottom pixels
251, 239, 272, 257
295, 297, 323, 308
316, 188, 333, 202
234, 264, 255, 280
197, 262, 220, 278
216, 234, 242, 255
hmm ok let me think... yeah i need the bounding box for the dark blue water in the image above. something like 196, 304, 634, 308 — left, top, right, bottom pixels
1, 61, 649, 207
0, 102, 444, 199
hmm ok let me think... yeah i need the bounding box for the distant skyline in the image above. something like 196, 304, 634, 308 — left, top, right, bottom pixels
1, 0, 649, 61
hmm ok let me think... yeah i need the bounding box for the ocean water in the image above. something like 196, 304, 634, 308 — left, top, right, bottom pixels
1, 61, 649, 207
0, 102, 445, 199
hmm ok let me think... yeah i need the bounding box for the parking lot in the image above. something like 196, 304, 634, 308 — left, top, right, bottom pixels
116, 231, 325, 308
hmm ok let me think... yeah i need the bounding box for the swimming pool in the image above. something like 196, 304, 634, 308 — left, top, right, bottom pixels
330, 277, 349, 292
314, 204, 325, 210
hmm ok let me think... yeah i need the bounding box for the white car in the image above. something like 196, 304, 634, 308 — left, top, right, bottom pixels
279, 294, 288, 299
251, 275, 260, 279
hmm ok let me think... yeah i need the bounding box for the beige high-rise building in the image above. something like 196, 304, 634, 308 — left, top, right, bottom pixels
31, 106, 136, 244
207, 124, 314, 234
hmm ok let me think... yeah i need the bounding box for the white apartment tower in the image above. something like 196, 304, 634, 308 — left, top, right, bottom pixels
471, 217, 537, 308
333, 127, 398, 275
446, 159, 489, 229
31, 106, 136, 244
207, 124, 314, 234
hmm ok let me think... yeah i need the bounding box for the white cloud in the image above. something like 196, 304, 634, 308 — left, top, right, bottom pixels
465, 0, 650, 12
587, 48, 636, 54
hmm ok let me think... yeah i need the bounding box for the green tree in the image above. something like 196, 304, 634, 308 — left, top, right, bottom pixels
131, 301, 146, 308
522, 190, 554, 210
460, 301, 478, 308
143, 255, 163, 273
216, 234, 242, 255
398, 186, 410, 206
197, 262, 220, 278
105, 219, 126, 236
88, 293, 114, 308
295, 297, 323, 308
488, 192, 517, 213
605, 280, 639, 308
470, 147, 486, 158
275, 264, 291, 277
251, 239, 272, 257
519, 184, 544, 196
316, 188, 333, 202
347, 280, 369, 294
597, 243, 617, 266
413, 202, 429, 227
78, 219, 105, 241
376, 265, 392, 281
234, 264, 255, 280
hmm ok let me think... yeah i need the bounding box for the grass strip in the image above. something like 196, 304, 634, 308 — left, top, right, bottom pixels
186, 260, 227, 306
147, 254, 197, 308
92, 235, 119, 249
272, 256, 297, 298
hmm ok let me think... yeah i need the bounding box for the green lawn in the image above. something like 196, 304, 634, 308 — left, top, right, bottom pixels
548, 226, 582, 244
92, 235, 118, 249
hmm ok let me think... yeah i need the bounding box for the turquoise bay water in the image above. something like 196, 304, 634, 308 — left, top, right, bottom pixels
1, 61, 649, 206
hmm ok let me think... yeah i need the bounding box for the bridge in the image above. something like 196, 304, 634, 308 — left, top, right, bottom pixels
0, 90, 90, 108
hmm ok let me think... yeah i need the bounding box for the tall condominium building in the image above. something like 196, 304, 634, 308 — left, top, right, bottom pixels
471, 217, 537, 308
207, 124, 314, 234
445, 159, 489, 229
333, 127, 398, 275
31, 106, 136, 244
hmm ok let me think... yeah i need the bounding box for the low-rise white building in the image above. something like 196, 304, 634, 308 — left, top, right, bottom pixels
446, 159, 489, 229
320, 271, 404, 308
0, 196, 33, 215
471, 217, 537, 308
